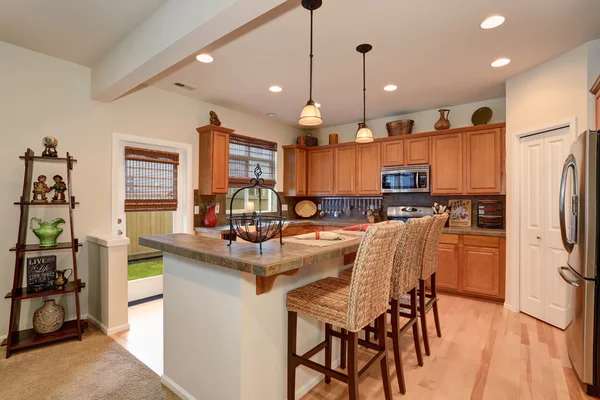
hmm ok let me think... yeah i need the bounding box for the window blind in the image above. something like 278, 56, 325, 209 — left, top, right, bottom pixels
124, 146, 179, 212
229, 134, 277, 187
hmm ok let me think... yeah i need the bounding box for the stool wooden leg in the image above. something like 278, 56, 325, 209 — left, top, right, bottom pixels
410, 288, 424, 367
340, 328, 347, 369
373, 319, 379, 341
431, 273, 442, 338
377, 313, 393, 400
390, 299, 406, 394
288, 311, 298, 400
419, 279, 431, 356
348, 330, 359, 400
325, 323, 332, 384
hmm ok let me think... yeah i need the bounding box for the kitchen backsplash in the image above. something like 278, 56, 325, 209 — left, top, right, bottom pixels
194, 190, 506, 227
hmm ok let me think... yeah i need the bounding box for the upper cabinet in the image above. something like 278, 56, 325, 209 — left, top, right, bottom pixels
307, 148, 334, 196
405, 137, 429, 165
592, 74, 600, 130
381, 140, 404, 167
283, 145, 307, 196
430, 133, 464, 195
197, 125, 233, 195
356, 142, 381, 195
464, 128, 503, 194
334, 145, 357, 195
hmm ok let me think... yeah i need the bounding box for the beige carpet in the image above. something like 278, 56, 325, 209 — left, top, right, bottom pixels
0, 325, 179, 400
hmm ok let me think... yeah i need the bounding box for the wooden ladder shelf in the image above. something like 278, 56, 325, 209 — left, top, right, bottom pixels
1, 149, 86, 358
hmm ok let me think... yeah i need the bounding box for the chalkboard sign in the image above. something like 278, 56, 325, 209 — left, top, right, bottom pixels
27, 256, 56, 293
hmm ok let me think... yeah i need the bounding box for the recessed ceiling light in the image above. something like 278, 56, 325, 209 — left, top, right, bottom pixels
491, 58, 511, 67
480, 16, 505, 30
269, 86, 283, 93
315, 103, 321, 108
196, 54, 214, 63
267, 113, 276, 117
384, 85, 398, 92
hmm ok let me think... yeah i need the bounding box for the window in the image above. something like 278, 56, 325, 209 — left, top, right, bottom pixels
124, 146, 179, 211
226, 134, 278, 214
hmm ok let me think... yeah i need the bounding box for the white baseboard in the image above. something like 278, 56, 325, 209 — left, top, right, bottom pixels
0, 334, 6, 342
88, 314, 130, 335
159, 357, 340, 400
161, 375, 197, 400
504, 302, 519, 313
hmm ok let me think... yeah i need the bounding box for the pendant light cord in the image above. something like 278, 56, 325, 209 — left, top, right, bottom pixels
363, 52, 366, 124
309, 9, 314, 102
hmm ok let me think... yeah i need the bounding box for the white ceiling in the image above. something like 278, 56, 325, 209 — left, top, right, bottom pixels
0, 0, 167, 67
150, 0, 600, 128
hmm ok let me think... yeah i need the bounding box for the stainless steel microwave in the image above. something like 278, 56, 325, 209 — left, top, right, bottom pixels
381, 165, 430, 193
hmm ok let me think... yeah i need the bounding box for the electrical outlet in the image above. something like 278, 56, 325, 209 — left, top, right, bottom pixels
194, 206, 200, 215
215, 204, 220, 214
282, 204, 288, 211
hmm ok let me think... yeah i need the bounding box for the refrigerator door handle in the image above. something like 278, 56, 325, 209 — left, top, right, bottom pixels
557, 266, 580, 287
559, 154, 578, 253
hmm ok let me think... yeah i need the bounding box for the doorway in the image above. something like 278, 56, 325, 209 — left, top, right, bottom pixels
519, 126, 574, 329
110, 133, 192, 375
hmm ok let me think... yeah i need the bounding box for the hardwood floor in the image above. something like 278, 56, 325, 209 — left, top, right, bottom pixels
110, 298, 164, 376
302, 294, 593, 400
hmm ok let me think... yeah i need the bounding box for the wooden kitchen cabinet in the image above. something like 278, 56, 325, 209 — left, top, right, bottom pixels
381, 140, 404, 167
356, 142, 381, 195
197, 124, 233, 195
436, 243, 460, 290
334, 145, 357, 195
430, 133, 464, 195
283, 145, 308, 196
307, 148, 334, 196
464, 128, 503, 194
435, 234, 505, 302
405, 137, 429, 165
592, 75, 600, 129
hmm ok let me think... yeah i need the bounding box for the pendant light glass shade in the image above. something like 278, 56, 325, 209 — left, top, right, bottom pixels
355, 122, 374, 143
299, 101, 322, 126
299, 0, 323, 126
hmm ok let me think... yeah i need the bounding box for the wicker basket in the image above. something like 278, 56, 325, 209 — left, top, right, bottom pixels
386, 119, 414, 136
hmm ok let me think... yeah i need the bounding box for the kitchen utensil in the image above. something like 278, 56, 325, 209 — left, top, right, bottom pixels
471, 107, 493, 126
295, 200, 318, 218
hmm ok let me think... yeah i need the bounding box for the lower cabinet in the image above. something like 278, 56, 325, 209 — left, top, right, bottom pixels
436, 234, 505, 302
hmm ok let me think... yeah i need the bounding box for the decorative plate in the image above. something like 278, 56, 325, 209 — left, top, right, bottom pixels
295, 200, 317, 218
471, 107, 493, 125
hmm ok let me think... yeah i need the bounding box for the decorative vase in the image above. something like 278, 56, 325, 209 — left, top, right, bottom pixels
55, 268, 73, 290
203, 205, 218, 227
30, 217, 65, 247
434, 109, 451, 130
33, 299, 64, 334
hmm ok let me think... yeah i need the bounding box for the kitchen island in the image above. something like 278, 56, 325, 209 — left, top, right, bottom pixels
140, 233, 361, 400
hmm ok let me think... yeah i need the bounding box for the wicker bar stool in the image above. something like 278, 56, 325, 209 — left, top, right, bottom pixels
286, 223, 403, 400
338, 217, 433, 394
412, 213, 449, 356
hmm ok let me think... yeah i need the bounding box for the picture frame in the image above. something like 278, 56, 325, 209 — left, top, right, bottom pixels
27, 255, 56, 293
448, 199, 472, 227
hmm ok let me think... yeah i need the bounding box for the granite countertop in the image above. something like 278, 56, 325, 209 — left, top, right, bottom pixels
195, 219, 506, 237
140, 233, 360, 277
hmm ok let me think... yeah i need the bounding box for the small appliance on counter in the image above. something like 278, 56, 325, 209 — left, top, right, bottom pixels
381, 165, 430, 193
477, 200, 504, 229
386, 205, 433, 223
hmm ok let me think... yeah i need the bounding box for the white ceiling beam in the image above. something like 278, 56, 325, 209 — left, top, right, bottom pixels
91, 0, 289, 102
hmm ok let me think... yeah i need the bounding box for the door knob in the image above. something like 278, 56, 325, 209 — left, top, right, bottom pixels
117, 218, 122, 224
117, 230, 123, 236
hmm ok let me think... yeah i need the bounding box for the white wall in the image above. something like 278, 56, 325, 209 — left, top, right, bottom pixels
315, 98, 506, 143
0, 40, 301, 336
504, 40, 598, 312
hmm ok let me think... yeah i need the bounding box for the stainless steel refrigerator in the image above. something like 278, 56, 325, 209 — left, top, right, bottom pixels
559, 129, 600, 396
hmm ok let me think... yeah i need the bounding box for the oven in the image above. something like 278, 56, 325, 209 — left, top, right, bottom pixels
381, 165, 430, 193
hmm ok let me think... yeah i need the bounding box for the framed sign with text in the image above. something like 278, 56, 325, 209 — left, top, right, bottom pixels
27, 255, 56, 293
448, 199, 472, 227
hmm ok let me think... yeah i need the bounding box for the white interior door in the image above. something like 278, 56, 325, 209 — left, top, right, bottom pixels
519, 127, 573, 329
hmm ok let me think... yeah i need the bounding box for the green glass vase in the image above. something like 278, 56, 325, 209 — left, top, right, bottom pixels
30, 217, 66, 247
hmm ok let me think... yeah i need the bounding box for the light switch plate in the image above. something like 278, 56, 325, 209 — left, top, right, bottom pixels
215, 204, 220, 214
194, 206, 200, 215
282, 204, 288, 211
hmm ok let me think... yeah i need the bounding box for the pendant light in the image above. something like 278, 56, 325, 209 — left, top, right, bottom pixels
355, 44, 374, 143
298, 0, 323, 126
